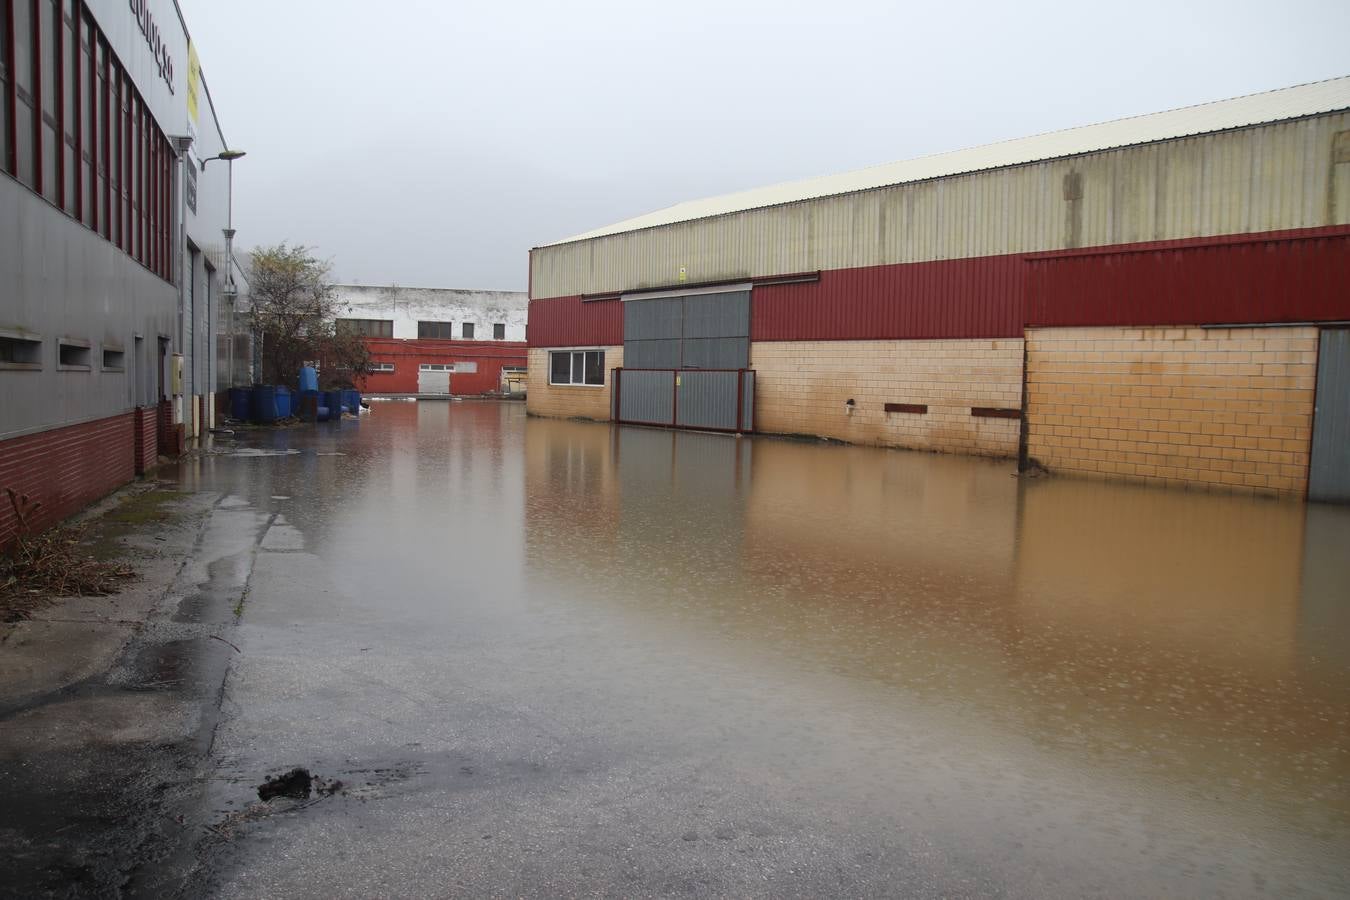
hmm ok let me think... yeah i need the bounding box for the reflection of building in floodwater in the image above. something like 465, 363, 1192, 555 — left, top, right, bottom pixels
1013, 479, 1307, 671
1010, 480, 1350, 812
522, 424, 1350, 835
1297, 504, 1350, 674
524, 422, 750, 604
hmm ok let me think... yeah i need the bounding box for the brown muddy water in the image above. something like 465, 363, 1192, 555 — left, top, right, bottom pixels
187, 401, 1350, 896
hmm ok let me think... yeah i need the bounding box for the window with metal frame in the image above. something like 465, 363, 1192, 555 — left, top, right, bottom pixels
549, 350, 604, 386
369, 361, 394, 372
461, 322, 475, 339
417, 320, 454, 339
1, 0, 174, 281
336, 318, 394, 338
493, 323, 506, 340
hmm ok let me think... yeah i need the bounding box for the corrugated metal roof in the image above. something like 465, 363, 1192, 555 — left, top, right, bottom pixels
546, 76, 1350, 247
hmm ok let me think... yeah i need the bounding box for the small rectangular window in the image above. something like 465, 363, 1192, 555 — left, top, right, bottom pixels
461, 323, 474, 339
493, 323, 506, 340
455, 361, 478, 374
102, 346, 125, 371
58, 339, 92, 370
369, 361, 394, 372
549, 350, 605, 386
0, 333, 43, 370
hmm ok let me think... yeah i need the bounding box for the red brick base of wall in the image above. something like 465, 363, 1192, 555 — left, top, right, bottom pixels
0, 412, 137, 549
132, 406, 159, 475
157, 400, 183, 457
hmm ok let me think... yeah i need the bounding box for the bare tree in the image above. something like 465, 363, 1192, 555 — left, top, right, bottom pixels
247, 243, 370, 387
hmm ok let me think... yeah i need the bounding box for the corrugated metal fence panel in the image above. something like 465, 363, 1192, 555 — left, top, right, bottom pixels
1027, 228, 1350, 326
617, 370, 675, 425
1309, 329, 1350, 503
527, 296, 622, 348
752, 254, 1026, 340
676, 371, 741, 431
530, 113, 1348, 299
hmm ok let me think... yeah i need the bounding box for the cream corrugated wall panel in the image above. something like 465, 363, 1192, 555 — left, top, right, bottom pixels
531, 112, 1348, 298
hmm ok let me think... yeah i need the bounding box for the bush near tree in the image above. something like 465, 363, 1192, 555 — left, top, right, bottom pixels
247, 243, 370, 388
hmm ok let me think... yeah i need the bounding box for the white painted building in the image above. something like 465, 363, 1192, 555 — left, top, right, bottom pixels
331, 284, 528, 342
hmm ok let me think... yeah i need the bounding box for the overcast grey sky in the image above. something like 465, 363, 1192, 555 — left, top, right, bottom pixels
177, 0, 1348, 292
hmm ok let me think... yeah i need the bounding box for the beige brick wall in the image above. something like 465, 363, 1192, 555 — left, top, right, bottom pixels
526, 346, 623, 421
750, 340, 1025, 457
1025, 326, 1317, 498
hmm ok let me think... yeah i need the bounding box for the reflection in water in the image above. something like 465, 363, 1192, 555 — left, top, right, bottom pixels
524, 421, 1350, 892
173, 405, 1348, 895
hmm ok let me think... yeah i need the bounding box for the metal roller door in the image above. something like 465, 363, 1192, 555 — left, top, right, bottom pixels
1309, 329, 1350, 503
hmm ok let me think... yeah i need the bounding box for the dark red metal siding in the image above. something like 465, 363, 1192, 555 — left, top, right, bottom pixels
1027, 226, 1350, 327
751, 255, 1025, 341
527, 226, 1350, 345
527, 296, 623, 347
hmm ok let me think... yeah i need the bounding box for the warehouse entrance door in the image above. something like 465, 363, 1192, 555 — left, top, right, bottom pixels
418, 364, 451, 395
1309, 328, 1350, 503
615, 284, 754, 432
622, 286, 751, 370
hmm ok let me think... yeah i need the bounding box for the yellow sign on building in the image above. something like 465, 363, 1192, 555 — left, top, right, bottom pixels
186, 41, 201, 124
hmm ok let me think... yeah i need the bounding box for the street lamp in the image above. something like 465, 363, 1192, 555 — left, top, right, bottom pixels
203, 150, 246, 384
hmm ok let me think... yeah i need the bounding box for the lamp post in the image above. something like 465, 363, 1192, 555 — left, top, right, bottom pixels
202, 150, 246, 385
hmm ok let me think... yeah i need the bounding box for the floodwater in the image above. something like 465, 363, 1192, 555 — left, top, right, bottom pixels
180, 401, 1350, 897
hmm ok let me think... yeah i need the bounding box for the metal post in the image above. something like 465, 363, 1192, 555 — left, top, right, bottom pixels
223, 156, 236, 387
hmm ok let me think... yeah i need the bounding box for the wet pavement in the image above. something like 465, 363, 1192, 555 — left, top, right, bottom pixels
12, 399, 1350, 897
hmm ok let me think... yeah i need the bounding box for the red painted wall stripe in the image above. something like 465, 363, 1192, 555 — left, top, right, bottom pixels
751, 254, 1025, 341
528, 225, 1350, 345
1026, 226, 1350, 327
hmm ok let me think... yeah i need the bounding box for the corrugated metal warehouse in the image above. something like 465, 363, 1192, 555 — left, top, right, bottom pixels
526, 77, 1350, 501
1, 0, 238, 546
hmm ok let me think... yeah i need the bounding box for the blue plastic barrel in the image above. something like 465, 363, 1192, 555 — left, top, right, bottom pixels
275, 386, 292, 419
342, 389, 359, 416
298, 365, 319, 394
251, 385, 279, 423
228, 387, 250, 421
